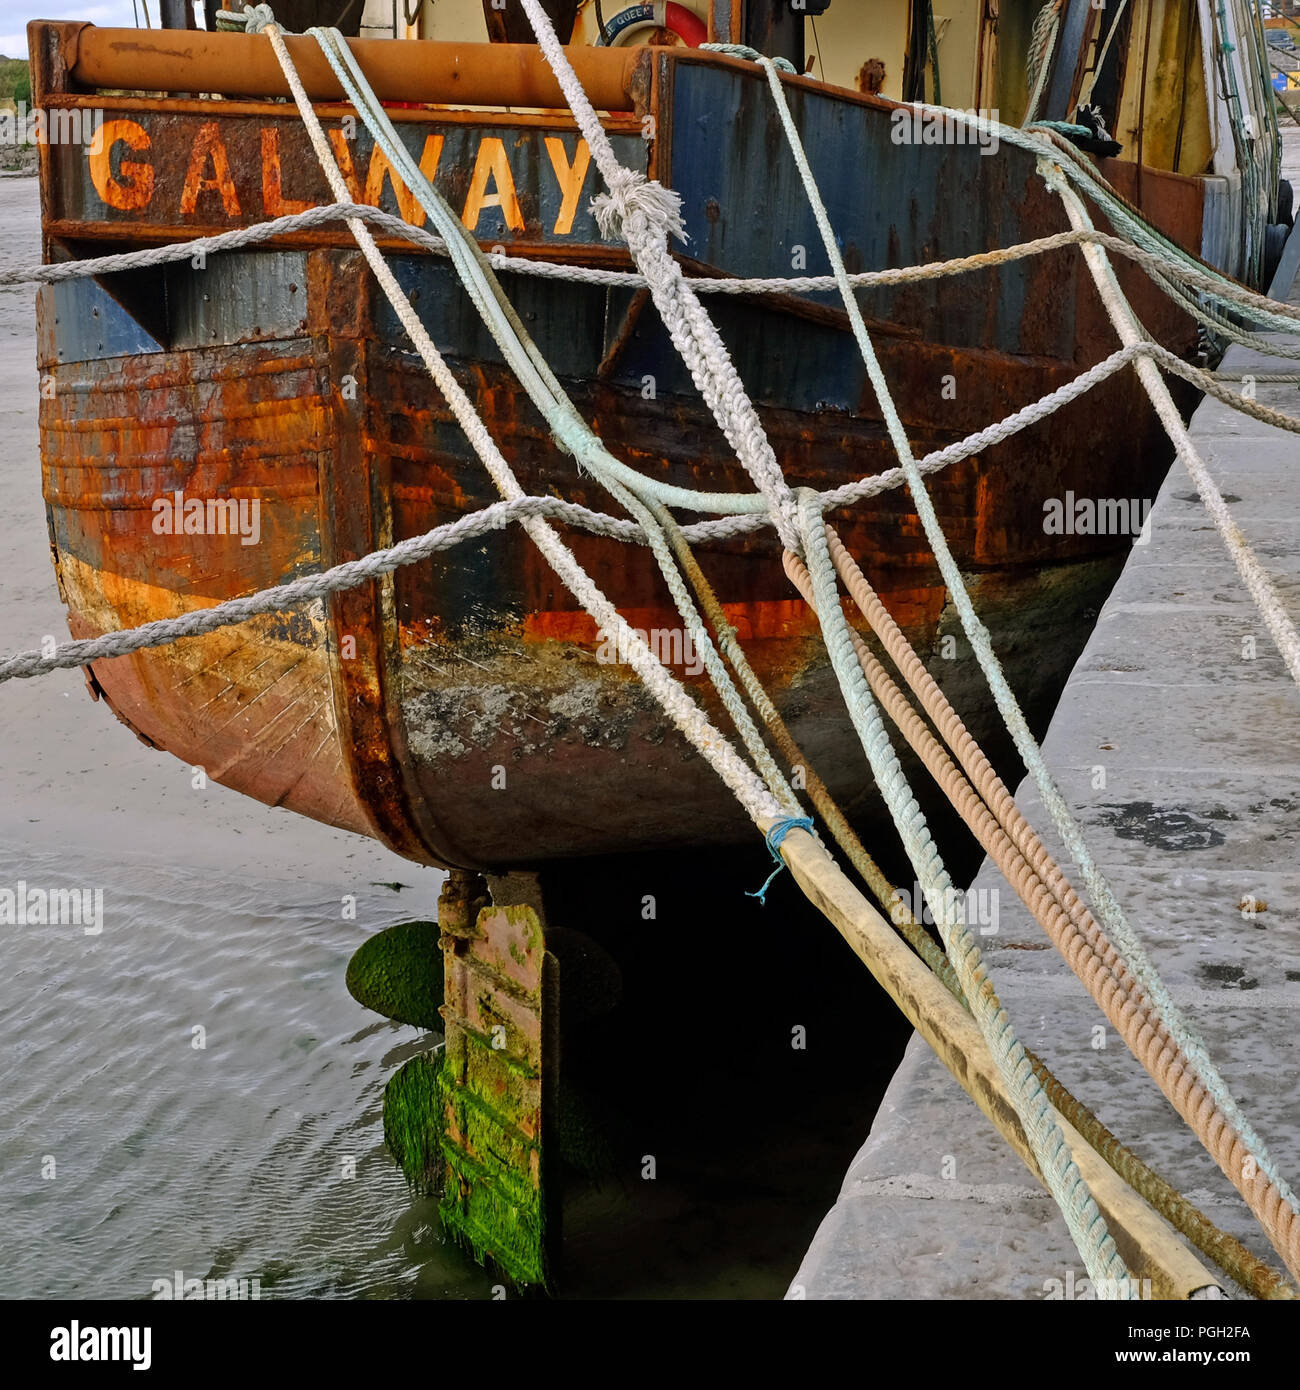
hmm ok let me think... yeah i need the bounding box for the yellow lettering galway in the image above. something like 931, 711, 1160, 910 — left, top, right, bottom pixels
87, 119, 154, 211
85, 120, 594, 238
543, 137, 591, 236
179, 121, 241, 217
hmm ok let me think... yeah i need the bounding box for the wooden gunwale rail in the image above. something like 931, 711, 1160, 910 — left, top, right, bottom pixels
42, 23, 652, 112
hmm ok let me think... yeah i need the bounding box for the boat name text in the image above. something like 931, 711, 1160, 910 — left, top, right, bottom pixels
85, 118, 595, 236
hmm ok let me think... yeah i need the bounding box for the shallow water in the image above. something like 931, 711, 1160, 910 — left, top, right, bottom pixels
0, 840, 491, 1300
0, 831, 908, 1301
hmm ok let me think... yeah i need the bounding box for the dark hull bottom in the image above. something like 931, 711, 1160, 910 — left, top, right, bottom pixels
392, 549, 1132, 866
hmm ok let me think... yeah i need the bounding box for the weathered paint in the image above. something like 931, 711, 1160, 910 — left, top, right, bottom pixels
33, 34, 1212, 869
45, 107, 643, 246
1102, 0, 1214, 178
663, 49, 1210, 353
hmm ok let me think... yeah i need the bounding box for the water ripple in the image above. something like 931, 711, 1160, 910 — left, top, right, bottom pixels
0, 842, 487, 1300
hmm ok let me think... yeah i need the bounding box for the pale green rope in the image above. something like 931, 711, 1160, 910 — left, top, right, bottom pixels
750, 49, 1300, 1226
796, 489, 1136, 1295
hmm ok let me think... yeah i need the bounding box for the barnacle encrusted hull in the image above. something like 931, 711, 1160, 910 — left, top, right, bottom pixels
33, 31, 1213, 870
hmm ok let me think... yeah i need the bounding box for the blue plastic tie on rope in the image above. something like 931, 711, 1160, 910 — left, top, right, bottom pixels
746, 816, 814, 905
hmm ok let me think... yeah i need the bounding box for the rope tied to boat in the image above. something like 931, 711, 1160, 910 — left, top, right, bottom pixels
699, 42, 797, 73
215, 3, 276, 31
212, 23, 1149, 1291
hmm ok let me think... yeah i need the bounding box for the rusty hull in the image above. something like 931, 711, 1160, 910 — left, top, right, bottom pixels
32, 29, 1211, 870
37, 243, 1186, 868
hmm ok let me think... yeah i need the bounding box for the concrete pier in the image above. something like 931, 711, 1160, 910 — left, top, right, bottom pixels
791, 136, 1300, 1300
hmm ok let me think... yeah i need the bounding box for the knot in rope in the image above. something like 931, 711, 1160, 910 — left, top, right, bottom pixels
700, 42, 797, 74
1035, 154, 1069, 196
746, 815, 815, 906
591, 168, 689, 247
216, 3, 278, 32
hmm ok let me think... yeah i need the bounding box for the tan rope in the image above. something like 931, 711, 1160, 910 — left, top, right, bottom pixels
668, 527, 1294, 1297
793, 529, 1300, 1284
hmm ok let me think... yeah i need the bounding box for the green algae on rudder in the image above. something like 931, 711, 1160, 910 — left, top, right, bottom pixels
432, 1058, 549, 1289
382, 1053, 446, 1196
382, 1058, 608, 1286
346, 919, 443, 1029
384, 1055, 548, 1287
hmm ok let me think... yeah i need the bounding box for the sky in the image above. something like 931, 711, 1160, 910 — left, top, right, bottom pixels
5, 3, 141, 62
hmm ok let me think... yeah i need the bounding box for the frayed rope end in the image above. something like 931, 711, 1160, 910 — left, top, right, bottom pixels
591, 169, 690, 246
